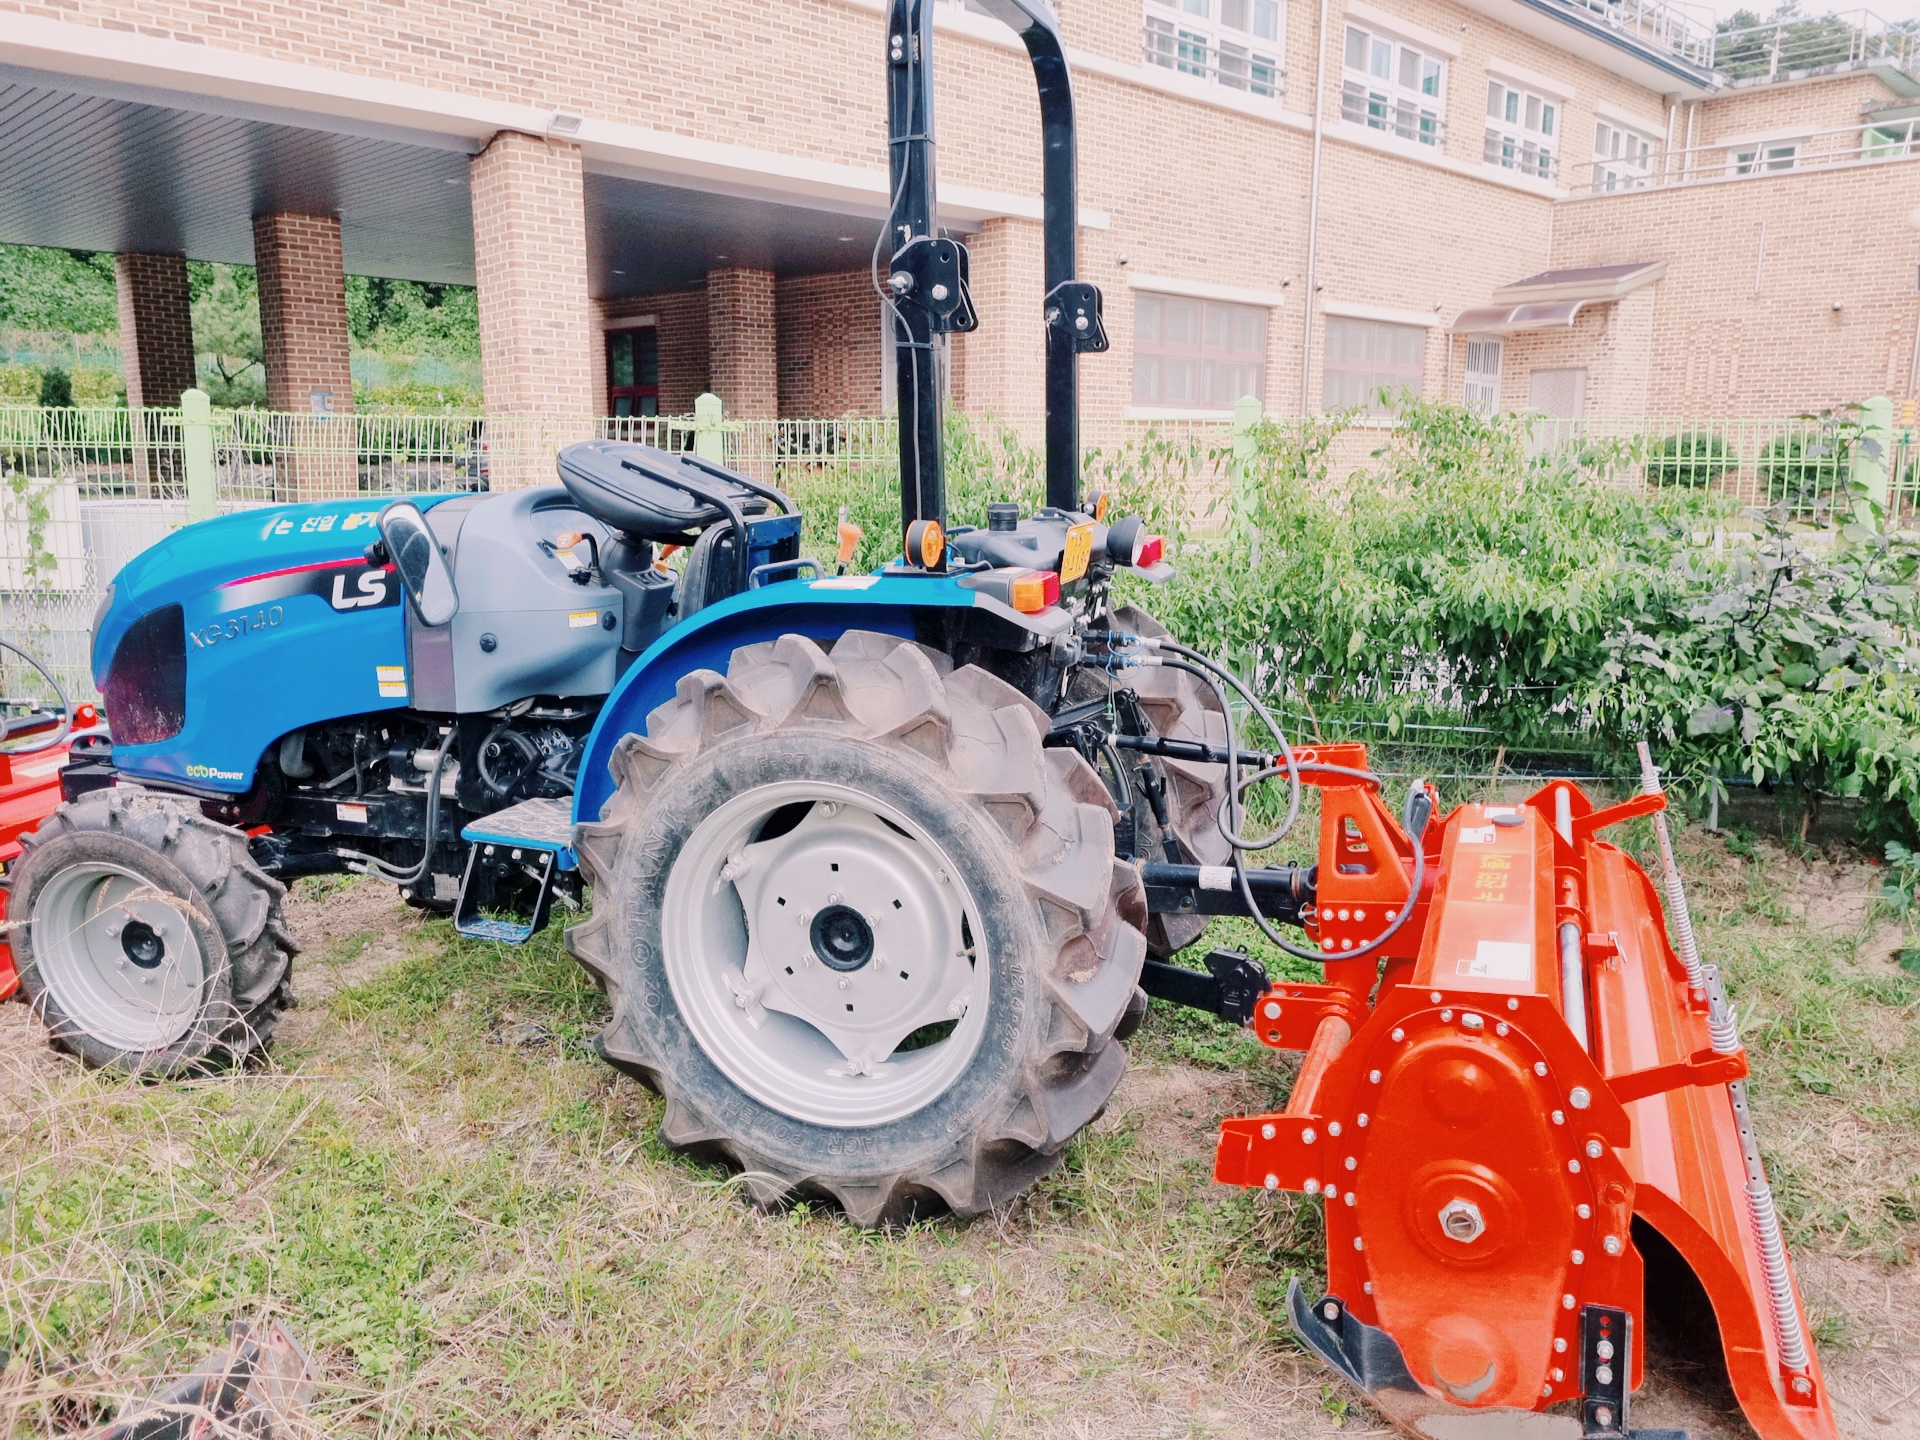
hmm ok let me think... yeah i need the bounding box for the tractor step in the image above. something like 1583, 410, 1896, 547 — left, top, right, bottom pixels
456, 798, 575, 944
460, 797, 577, 865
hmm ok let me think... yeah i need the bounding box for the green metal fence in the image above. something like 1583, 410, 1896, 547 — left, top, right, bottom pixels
1, 397, 1911, 708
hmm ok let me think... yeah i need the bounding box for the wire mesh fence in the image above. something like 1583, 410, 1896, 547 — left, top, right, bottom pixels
1, 403, 1911, 707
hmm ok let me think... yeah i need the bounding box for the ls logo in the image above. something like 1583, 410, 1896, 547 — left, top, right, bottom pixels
218, 559, 401, 614
331, 569, 391, 610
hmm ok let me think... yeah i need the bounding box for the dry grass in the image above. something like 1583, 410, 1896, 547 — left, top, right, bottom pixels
0, 816, 1914, 1439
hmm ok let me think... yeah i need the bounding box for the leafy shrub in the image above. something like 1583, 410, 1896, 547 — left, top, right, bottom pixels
69, 367, 122, 403
1146, 400, 1721, 751
1646, 430, 1734, 487
355, 380, 484, 412
1760, 432, 1848, 508
35, 366, 70, 408
0, 364, 40, 402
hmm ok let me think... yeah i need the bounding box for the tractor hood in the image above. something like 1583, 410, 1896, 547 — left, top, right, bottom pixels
94, 494, 462, 793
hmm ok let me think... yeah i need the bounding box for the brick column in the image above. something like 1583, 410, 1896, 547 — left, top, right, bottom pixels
114, 253, 196, 410
252, 213, 355, 497
470, 131, 596, 417
707, 268, 778, 419
252, 212, 354, 415
950, 219, 1044, 419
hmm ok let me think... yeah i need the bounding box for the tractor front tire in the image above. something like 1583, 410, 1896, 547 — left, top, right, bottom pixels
567, 631, 1147, 1226
6, 787, 298, 1075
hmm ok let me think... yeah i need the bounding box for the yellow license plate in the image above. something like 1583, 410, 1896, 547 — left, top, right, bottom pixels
1060, 522, 1095, 584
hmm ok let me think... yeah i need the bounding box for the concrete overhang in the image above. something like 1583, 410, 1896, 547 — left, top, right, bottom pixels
0, 12, 1104, 291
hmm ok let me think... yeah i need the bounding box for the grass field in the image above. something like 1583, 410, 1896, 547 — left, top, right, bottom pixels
1, 813, 1915, 1439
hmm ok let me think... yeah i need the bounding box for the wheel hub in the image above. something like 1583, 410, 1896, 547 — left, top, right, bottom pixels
660, 781, 992, 1128
810, 904, 874, 972
31, 861, 207, 1052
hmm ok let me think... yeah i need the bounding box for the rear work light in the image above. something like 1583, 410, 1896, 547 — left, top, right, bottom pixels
1104, 514, 1164, 568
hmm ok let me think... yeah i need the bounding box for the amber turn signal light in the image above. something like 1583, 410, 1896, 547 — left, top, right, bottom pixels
1008, 569, 1061, 613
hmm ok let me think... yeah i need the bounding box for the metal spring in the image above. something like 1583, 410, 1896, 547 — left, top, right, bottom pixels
1637, 745, 1707, 991
1745, 1179, 1811, 1371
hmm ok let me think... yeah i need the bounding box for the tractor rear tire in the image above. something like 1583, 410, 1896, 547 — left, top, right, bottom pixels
1076, 604, 1230, 958
6, 787, 298, 1075
567, 631, 1148, 1227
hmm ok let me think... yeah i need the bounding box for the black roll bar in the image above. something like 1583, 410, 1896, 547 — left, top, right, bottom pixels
884, 0, 1101, 539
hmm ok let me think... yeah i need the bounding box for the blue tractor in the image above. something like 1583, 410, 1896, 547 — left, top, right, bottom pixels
8, 0, 1258, 1224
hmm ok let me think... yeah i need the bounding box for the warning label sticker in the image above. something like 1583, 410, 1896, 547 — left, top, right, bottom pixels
1456, 939, 1533, 982
375, 664, 407, 699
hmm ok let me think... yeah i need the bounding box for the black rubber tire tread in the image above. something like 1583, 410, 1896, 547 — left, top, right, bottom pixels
5, 786, 299, 1074
566, 630, 1149, 1227
1073, 604, 1230, 957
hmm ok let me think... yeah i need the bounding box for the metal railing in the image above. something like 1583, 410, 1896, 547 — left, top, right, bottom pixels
1709, 7, 1919, 81
1568, 115, 1920, 192
1339, 83, 1446, 147
1551, 0, 1718, 67
1144, 14, 1285, 99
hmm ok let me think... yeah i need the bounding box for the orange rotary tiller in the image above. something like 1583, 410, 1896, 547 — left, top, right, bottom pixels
1215, 745, 1836, 1440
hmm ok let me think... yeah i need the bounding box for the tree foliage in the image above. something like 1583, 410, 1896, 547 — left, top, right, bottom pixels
0, 246, 119, 334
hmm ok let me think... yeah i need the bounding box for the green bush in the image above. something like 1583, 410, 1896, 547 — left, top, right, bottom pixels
1138, 399, 1920, 843
1759, 432, 1848, 508
1646, 430, 1734, 487
0, 364, 40, 402
69, 366, 122, 403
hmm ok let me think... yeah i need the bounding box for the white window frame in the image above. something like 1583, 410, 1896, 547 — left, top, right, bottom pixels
1484, 75, 1562, 181
1144, 0, 1284, 101
1592, 117, 1656, 192
1340, 22, 1445, 147
1731, 138, 1803, 174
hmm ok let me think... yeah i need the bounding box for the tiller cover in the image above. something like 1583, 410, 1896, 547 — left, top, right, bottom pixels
1215, 744, 1836, 1440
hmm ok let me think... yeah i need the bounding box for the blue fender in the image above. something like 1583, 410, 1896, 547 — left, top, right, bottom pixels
570, 573, 984, 823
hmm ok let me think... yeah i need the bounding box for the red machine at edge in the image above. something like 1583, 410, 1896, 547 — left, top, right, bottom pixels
0, 704, 104, 999
1215, 742, 1834, 1440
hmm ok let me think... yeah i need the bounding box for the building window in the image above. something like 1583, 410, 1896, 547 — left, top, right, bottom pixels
1133, 293, 1268, 409
607, 328, 659, 416
1464, 337, 1501, 416
1484, 78, 1559, 181
1322, 317, 1425, 414
1145, 0, 1283, 99
1732, 139, 1801, 174
1341, 25, 1444, 146
1592, 119, 1655, 192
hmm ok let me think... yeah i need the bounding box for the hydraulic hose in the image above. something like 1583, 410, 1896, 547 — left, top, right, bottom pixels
1107, 633, 1429, 966
0, 639, 74, 756
340, 726, 456, 887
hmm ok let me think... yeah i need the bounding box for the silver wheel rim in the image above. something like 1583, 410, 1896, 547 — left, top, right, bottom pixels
661, 780, 991, 1128
30, 861, 208, 1052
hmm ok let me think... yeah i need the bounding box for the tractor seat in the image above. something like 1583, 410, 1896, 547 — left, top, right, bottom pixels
556, 440, 768, 541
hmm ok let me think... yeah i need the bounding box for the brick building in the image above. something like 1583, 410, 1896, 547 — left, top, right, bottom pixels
1, 0, 1915, 423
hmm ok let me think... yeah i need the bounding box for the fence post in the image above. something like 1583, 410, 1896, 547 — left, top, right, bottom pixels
181, 388, 217, 523
1855, 394, 1893, 526
1231, 394, 1264, 521
693, 392, 726, 463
